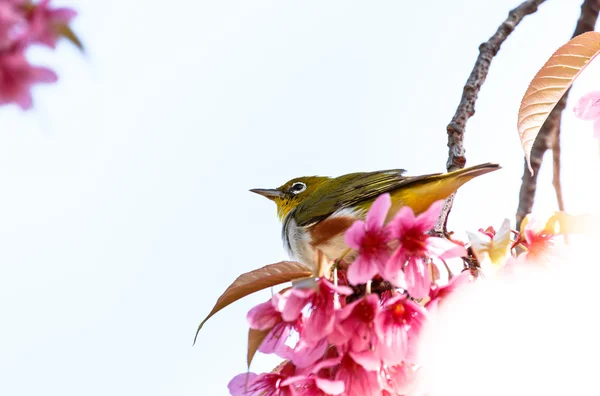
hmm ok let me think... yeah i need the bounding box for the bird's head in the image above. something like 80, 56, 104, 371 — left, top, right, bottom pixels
251, 176, 330, 221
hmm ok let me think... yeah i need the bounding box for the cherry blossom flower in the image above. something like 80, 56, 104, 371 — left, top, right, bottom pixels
518, 215, 560, 266
274, 278, 352, 344
385, 200, 467, 297
25, 0, 77, 48
281, 358, 345, 396
333, 354, 381, 396
329, 294, 381, 370
0, 50, 57, 109
375, 294, 427, 366
345, 193, 393, 285
247, 299, 295, 358
0, 2, 26, 50
426, 270, 472, 314
228, 361, 296, 396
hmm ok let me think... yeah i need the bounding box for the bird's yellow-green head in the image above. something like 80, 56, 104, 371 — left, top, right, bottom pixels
250, 176, 330, 221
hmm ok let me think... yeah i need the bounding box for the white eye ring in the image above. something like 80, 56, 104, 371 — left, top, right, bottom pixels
290, 182, 307, 194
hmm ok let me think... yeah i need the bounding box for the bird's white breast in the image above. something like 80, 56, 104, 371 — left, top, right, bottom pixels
282, 207, 364, 270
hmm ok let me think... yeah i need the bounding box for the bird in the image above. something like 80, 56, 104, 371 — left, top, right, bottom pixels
250, 162, 500, 270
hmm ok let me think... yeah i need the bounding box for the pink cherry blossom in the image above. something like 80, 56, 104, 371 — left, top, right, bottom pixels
345, 193, 393, 285
518, 216, 559, 265
281, 358, 345, 396
333, 354, 381, 396
573, 91, 600, 139
246, 299, 294, 358
329, 294, 381, 370
426, 270, 472, 314
0, 50, 57, 109
375, 295, 427, 366
25, 0, 77, 48
274, 278, 352, 344
0, 2, 26, 50
228, 362, 296, 396
378, 363, 416, 395
384, 200, 467, 297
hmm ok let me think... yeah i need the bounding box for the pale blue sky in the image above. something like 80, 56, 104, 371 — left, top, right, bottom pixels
1, 1, 599, 395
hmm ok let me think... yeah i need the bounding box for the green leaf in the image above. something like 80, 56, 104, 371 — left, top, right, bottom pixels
193, 261, 312, 345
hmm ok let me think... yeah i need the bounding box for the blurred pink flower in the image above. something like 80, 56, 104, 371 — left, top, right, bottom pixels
345, 193, 393, 285
378, 363, 415, 396
274, 278, 352, 344
426, 270, 472, 314
282, 358, 345, 396
573, 91, 600, 139
385, 200, 467, 297
0, 50, 57, 109
228, 362, 296, 396
333, 354, 381, 396
246, 299, 294, 358
518, 216, 559, 265
0, 2, 26, 50
375, 295, 427, 366
329, 294, 381, 370
25, 0, 77, 48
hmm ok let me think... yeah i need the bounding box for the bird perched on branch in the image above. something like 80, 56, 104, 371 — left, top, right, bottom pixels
251, 163, 500, 270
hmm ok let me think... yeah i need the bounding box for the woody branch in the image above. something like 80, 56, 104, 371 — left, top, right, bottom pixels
515, 0, 600, 230
435, 0, 547, 236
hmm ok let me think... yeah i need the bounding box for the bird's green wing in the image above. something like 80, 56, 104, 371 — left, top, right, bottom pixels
293, 169, 440, 226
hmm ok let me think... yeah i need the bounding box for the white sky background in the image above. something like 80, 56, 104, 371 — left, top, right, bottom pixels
1, 0, 599, 395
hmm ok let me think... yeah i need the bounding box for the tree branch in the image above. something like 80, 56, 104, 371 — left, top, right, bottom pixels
435, 0, 547, 235
515, 0, 600, 230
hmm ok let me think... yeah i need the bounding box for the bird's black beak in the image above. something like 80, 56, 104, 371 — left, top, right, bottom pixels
250, 188, 283, 200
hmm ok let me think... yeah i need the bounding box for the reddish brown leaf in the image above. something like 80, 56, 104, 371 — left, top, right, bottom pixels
193, 261, 312, 344
247, 328, 270, 368
518, 31, 600, 173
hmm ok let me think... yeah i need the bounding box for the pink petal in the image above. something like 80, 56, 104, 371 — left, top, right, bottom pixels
404, 257, 430, 299
414, 200, 444, 232
30, 66, 58, 83
290, 338, 328, 368
349, 350, 381, 371
574, 91, 600, 120
273, 288, 313, 322
426, 237, 467, 259
389, 206, 416, 238
315, 378, 345, 395
246, 301, 280, 330
382, 249, 407, 288
347, 255, 380, 285
345, 220, 366, 249
228, 373, 258, 396
366, 193, 391, 230
259, 322, 291, 356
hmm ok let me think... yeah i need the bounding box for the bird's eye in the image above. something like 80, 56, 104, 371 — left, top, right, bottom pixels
290, 182, 307, 194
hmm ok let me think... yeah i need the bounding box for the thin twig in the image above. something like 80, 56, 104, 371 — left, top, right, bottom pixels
436, 0, 547, 234
551, 129, 565, 212
515, 0, 600, 230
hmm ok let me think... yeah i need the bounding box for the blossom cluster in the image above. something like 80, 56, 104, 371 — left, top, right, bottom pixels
229, 194, 561, 396
0, 0, 77, 109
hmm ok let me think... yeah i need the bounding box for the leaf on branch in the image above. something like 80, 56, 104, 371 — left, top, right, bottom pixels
193, 261, 312, 344
466, 219, 512, 275
247, 328, 270, 368
518, 31, 600, 173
